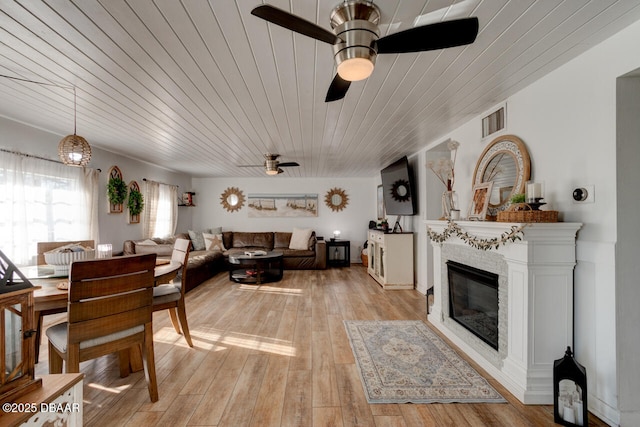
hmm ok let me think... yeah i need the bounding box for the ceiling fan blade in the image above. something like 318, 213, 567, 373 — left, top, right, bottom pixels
325, 74, 351, 102
377, 17, 479, 54
278, 162, 299, 167
251, 5, 341, 45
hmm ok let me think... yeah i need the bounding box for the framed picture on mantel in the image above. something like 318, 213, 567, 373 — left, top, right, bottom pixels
469, 182, 493, 220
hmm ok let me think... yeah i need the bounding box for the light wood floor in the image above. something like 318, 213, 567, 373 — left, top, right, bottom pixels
36, 265, 607, 426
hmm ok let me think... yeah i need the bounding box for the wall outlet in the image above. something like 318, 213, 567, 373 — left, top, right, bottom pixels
572, 185, 595, 203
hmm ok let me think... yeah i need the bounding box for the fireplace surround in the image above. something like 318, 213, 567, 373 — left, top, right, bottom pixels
426, 220, 581, 404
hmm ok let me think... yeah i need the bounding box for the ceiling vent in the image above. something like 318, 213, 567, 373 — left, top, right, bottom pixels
481, 104, 505, 138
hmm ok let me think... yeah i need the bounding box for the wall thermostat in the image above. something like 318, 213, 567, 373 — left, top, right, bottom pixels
572, 185, 594, 203
573, 188, 588, 201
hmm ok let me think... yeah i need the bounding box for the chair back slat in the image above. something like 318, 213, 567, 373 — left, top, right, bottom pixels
68, 254, 156, 301
68, 288, 153, 323
170, 238, 190, 291
67, 306, 151, 344
171, 238, 190, 265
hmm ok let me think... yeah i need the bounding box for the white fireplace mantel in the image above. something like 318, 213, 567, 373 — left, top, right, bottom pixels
425, 220, 582, 404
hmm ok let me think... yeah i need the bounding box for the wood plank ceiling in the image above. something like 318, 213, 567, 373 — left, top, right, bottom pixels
1, 0, 639, 177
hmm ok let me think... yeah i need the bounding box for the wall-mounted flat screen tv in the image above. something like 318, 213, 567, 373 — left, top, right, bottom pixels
380, 156, 417, 216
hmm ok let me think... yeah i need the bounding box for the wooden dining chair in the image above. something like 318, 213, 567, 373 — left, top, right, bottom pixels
33, 240, 95, 364
152, 238, 193, 347
45, 254, 159, 402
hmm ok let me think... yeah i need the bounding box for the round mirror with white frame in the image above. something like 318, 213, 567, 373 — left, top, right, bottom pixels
472, 134, 531, 218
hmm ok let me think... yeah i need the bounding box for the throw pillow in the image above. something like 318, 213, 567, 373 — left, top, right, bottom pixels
289, 227, 313, 250
188, 227, 221, 250
203, 233, 226, 252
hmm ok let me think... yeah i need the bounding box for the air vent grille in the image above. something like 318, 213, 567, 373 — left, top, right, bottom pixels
482, 106, 505, 138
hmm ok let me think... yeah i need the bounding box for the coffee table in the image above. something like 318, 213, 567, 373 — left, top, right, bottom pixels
228, 250, 284, 284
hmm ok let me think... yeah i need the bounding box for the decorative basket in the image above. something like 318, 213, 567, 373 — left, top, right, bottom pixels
44, 248, 95, 273
497, 203, 558, 223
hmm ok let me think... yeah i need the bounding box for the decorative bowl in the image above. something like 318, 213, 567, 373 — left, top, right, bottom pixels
44, 249, 95, 273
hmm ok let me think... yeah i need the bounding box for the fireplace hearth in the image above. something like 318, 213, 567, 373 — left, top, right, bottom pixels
447, 261, 499, 350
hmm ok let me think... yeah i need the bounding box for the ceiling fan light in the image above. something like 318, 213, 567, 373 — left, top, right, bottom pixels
265, 168, 279, 176
337, 56, 375, 81
58, 134, 91, 167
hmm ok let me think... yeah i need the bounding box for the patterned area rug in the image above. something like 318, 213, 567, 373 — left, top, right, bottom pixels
344, 320, 506, 404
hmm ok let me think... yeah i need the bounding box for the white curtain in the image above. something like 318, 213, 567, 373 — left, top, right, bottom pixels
142, 180, 178, 238
0, 150, 100, 265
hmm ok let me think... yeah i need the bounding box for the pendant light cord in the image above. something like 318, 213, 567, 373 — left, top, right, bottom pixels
1, 73, 78, 132
73, 86, 77, 135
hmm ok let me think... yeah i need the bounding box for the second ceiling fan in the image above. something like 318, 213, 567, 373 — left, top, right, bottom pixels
238, 154, 300, 175
251, 1, 479, 102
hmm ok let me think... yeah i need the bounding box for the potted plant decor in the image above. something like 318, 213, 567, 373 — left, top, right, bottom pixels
510, 193, 526, 204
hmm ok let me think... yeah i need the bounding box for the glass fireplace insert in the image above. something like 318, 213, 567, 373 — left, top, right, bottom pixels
447, 260, 499, 350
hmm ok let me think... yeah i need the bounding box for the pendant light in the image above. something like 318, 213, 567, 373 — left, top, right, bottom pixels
58, 87, 91, 166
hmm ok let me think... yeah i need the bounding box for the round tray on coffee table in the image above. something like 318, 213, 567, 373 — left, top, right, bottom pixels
228, 250, 284, 284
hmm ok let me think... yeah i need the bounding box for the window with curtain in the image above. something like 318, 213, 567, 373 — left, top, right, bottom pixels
142, 180, 177, 238
0, 150, 99, 265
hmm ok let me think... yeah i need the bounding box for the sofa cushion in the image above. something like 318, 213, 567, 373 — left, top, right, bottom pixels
188, 250, 221, 267
289, 228, 313, 250
138, 239, 157, 245
232, 232, 273, 250
274, 232, 291, 249
222, 231, 234, 251
135, 243, 173, 256
279, 248, 315, 257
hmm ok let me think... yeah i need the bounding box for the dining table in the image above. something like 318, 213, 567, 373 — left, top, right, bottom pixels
24, 259, 182, 364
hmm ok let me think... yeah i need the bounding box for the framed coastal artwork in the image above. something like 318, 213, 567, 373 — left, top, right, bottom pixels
248, 194, 318, 218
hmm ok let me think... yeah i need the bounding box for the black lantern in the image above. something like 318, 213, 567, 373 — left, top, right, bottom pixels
554, 346, 588, 426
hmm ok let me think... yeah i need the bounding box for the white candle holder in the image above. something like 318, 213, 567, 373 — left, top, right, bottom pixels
97, 243, 113, 259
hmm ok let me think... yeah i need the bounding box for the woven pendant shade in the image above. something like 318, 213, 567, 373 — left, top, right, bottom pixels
58, 87, 91, 167
58, 134, 91, 166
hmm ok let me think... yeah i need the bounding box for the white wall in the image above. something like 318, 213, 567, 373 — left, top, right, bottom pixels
413, 18, 640, 426
0, 116, 193, 252
191, 176, 376, 262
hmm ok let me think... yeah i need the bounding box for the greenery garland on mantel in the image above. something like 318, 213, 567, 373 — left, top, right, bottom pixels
427, 221, 527, 250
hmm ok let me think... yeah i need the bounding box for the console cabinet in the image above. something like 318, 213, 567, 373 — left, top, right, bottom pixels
367, 230, 414, 289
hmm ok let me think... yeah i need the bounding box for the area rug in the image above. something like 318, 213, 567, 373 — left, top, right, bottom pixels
344, 320, 506, 404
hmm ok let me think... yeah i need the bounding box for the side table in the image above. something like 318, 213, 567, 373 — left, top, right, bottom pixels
326, 240, 350, 267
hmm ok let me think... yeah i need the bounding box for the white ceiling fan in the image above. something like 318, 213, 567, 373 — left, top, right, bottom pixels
238, 154, 300, 175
